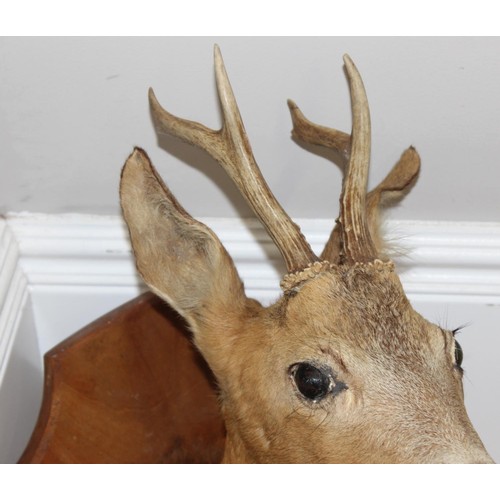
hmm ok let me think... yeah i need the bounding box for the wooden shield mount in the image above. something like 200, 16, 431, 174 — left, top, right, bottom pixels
19, 293, 225, 464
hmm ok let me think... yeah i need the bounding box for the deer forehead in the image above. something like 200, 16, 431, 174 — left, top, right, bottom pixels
250, 263, 447, 374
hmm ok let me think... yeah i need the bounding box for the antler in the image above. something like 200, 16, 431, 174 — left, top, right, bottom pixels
336, 55, 376, 264
149, 45, 318, 274
289, 55, 420, 264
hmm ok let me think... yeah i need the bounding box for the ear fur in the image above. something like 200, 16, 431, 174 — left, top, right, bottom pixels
120, 148, 248, 337
321, 146, 420, 262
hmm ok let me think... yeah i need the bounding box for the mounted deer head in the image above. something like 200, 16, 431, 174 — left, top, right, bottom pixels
120, 46, 493, 463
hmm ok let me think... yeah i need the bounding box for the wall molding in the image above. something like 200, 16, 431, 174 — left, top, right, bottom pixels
0, 219, 28, 384
5, 213, 500, 304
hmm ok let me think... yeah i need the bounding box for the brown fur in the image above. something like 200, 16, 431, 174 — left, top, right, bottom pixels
120, 149, 492, 463
212, 264, 489, 463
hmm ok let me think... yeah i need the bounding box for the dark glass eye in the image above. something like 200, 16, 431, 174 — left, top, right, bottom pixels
291, 363, 331, 401
454, 340, 464, 368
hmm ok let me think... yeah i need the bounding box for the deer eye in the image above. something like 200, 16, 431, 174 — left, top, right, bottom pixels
290, 363, 332, 402
454, 339, 464, 368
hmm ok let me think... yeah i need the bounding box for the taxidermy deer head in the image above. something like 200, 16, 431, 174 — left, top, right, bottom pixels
120, 46, 493, 463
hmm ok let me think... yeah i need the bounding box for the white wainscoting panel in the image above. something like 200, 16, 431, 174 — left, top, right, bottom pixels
0, 219, 39, 463
1, 213, 500, 463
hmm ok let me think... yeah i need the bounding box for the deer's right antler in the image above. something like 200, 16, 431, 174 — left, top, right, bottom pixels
149, 45, 319, 275
289, 56, 420, 263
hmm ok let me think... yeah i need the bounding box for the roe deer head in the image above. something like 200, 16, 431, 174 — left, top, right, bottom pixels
120, 46, 493, 463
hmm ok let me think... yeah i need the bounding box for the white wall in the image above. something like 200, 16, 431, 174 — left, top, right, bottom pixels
1, 37, 500, 221
0, 296, 41, 464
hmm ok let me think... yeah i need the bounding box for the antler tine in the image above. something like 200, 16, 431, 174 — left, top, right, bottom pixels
339, 55, 378, 264
288, 99, 351, 163
149, 45, 318, 273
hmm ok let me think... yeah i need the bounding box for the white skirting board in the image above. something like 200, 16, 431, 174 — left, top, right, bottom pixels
1, 213, 500, 463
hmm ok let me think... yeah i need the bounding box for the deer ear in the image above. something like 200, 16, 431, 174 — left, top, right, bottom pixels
321, 147, 420, 262
120, 148, 248, 336
365, 146, 420, 255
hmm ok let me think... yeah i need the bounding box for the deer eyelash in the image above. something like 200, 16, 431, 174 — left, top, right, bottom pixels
452, 323, 469, 337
